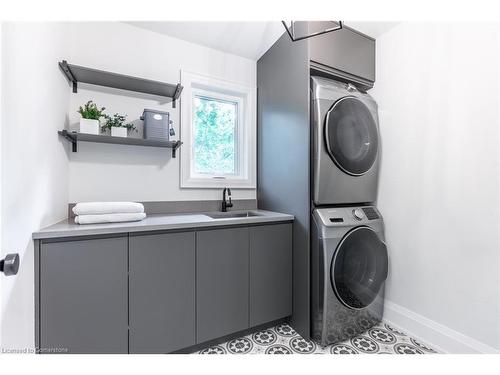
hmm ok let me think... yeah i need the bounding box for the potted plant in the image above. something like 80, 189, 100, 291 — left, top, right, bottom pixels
77, 101, 106, 135
102, 113, 137, 138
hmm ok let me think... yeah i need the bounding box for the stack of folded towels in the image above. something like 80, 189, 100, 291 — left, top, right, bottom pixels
73, 202, 146, 225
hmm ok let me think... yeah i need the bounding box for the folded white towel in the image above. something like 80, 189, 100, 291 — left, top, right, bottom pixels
73, 202, 144, 216
75, 212, 146, 225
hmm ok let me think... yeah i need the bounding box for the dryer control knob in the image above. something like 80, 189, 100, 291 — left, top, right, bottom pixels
352, 208, 364, 221
346, 83, 358, 92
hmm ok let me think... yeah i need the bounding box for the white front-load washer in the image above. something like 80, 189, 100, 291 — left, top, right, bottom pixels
311, 76, 380, 205
311, 206, 388, 346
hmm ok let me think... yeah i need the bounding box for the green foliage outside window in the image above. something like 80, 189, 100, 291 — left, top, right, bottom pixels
193, 96, 237, 175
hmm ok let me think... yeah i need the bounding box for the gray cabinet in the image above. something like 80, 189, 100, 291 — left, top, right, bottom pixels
129, 231, 196, 353
36, 221, 292, 353
196, 227, 249, 343
39, 236, 128, 353
287, 21, 375, 87
308, 24, 375, 85
249, 224, 292, 326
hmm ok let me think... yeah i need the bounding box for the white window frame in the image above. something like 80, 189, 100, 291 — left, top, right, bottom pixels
180, 70, 256, 189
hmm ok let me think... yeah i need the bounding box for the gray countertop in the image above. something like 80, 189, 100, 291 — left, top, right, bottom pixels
32, 210, 294, 240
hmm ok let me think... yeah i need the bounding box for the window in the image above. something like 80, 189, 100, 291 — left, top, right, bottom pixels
193, 95, 238, 175
180, 71, 256, 188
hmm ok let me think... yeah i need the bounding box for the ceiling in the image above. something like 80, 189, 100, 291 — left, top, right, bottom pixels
347, 21, 399, 39
127, 21, 398, 61
127, 21, 285, 60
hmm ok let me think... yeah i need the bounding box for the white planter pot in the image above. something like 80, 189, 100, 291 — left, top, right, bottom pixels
79, 118, 100, 135
111, 127, 128, 137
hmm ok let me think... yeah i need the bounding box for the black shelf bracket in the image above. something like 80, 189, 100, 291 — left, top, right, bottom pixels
172, 84, 183, 108
171, 140, 182, 158
59, 60, 78, 93
59, 130, 77, 152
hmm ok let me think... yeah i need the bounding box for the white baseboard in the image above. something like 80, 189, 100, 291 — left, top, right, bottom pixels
384, 300, 500, 354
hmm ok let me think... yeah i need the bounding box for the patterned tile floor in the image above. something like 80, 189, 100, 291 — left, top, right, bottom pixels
196, 321, 438, 354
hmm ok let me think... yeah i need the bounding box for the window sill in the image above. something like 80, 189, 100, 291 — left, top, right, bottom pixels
181, 178, 256, 189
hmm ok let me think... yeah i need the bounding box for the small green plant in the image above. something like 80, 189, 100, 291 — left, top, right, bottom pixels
78, 100, 106, 120
101, 113, 137, 132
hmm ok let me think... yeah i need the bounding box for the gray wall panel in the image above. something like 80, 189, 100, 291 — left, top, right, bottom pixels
257, 33, 311, 338
68, 199, 258, 218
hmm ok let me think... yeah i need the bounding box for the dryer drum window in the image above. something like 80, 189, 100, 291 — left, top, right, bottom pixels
325, 97, 379, 176
331, 226, 388, 309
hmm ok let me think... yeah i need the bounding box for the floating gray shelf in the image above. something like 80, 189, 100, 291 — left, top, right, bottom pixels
58, 130, 182, 158
58, 60, 183, 108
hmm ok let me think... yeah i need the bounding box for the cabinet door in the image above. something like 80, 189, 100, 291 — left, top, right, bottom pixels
129, 231, 195, 353
250, 224, 292, 326
308, 23, 375, 83
196, 227, 249, 343
40, 236, 128, 354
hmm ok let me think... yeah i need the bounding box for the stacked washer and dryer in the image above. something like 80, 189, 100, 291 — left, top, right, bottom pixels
310, 77, 389, 346
257, 25, 386, 342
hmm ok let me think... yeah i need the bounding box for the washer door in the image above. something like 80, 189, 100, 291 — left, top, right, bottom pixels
331, 226, 388, 309
325, 97, 379, 176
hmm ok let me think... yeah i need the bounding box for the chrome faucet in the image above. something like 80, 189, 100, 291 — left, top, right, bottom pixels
221, 188, 233, 212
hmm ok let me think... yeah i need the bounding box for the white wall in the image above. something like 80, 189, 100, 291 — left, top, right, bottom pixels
0, 22, 3, 350
0, 21, 258, 350
66, 22, 257, 203
372, 22, 500, 352
0, 23, 70, 350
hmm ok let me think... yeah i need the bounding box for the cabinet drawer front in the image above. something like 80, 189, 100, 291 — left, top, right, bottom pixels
196, 227, 249, 343
129, 231, 196, 353
250, 224, 292, 326
40, 236, 128, 354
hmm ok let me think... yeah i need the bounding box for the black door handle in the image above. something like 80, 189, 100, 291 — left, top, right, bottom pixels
0, 254, 20, 276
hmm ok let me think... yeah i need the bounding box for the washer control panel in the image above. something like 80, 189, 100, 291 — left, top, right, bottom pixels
314, 206, 380, 227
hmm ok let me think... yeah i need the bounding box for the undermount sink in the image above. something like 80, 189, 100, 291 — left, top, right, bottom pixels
205, 211, 262, 219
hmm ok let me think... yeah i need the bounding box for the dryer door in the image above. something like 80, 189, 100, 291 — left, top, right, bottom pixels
331, 226, 388, 309
325, 97, 379, 176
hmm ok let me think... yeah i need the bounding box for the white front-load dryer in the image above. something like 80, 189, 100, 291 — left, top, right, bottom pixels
311, 206, 388, 346
311, 76, 380, 205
